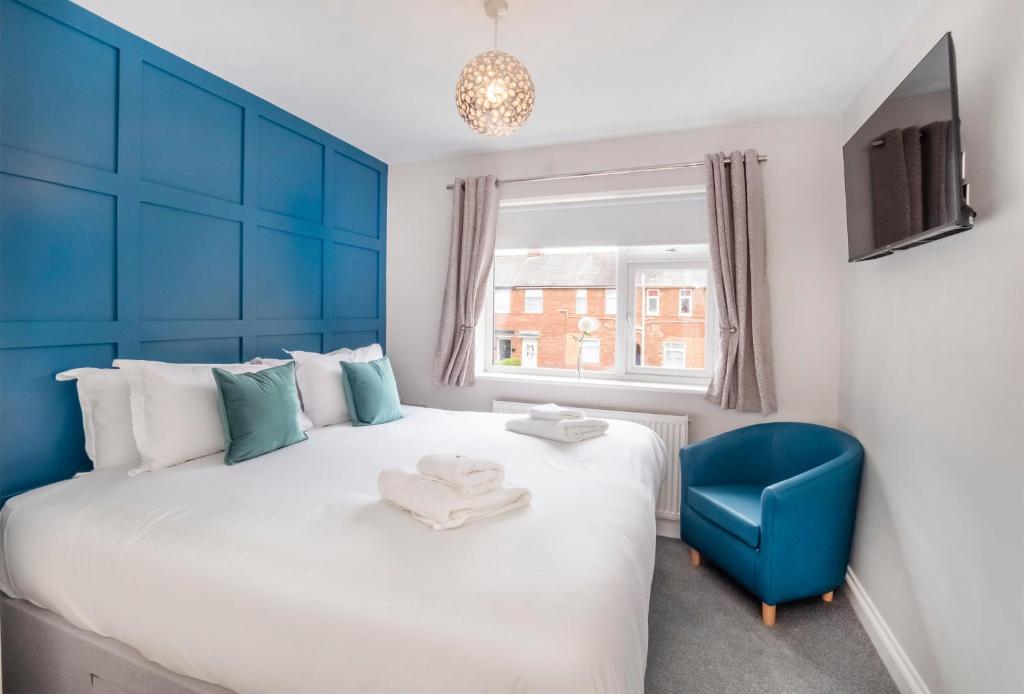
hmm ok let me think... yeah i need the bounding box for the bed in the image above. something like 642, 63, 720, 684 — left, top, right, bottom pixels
0, 406, 667, 694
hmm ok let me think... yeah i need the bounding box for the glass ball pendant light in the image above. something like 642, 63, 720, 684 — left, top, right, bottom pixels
455, 0, 535, 137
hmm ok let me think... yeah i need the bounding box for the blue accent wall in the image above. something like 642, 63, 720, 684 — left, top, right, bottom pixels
0, 0, 387, 502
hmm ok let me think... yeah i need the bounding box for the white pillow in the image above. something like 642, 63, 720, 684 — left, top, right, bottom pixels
248, 344, 362, 367
56, 368, 141, 470
287, 344, 384, 427
250, 357, 291, 367
113, 360, 311, 473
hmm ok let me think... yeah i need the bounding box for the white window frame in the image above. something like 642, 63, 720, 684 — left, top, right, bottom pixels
494, 288, 511, 314
604, 288, 616, 315
575, 289, 587, 314
524, 289, 543, 313
678, 288, 693, 316
581, 337, 600, 364
663, 341, 686, 368
481, 246, 716, 387
646, 289, 660, 316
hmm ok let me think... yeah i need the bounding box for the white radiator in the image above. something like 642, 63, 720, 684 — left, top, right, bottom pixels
492, 400, 688, 535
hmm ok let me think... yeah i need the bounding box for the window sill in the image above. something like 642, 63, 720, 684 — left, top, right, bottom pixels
475, 371, 709, 395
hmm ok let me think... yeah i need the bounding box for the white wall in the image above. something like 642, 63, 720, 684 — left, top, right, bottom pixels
387, 116, 846, 446
839, 0, 1024, 691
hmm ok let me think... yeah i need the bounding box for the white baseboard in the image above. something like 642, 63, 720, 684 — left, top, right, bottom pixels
656, 517, 680, 539
845, 568, 931, 694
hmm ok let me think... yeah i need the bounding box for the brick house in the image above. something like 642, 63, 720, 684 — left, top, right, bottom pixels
492, 251, 708, 372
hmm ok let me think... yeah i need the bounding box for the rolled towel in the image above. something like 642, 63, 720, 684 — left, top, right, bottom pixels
528, 403, 586, 421
378, 470, 531, 530
417, 454, 505, 495
505, 416, 609, 443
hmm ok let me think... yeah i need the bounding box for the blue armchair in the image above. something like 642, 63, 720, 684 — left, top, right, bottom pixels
679, 422, 863, 625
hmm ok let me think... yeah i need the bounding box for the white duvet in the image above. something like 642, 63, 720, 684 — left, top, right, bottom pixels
0, 407, 666, 694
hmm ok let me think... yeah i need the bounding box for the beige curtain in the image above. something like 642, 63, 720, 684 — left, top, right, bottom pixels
704, 150, 776, 415
432, 176, 501, 386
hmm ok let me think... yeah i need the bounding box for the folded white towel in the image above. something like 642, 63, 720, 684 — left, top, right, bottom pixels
378, 470, 531, 530
528, 403, 586, 421
417, 454, 505, 495
505, 416, 609, 443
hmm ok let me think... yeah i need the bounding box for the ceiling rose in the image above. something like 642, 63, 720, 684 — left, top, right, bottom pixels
455, 0, 535, 138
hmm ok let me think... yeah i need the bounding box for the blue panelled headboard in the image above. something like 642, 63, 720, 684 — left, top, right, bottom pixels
0, 0, 387, 503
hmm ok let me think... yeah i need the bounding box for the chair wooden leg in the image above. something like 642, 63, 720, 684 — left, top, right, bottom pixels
761, 603, 776, 626
822, 591, 834, 603
689, 548, 701, 567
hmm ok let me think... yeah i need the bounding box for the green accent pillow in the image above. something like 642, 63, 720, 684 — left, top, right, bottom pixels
213, 362, 307, 464
340, 356, 403, 426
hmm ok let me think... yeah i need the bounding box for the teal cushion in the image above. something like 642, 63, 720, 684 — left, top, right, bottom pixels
212, 362, 307, 464
688, 484, 764, 548
340, 357, 403, 426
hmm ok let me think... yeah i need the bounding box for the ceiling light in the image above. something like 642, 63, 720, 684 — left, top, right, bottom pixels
455, 0, 535, 138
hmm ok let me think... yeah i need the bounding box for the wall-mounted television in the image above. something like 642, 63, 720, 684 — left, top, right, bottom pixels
843, 33, 975, 262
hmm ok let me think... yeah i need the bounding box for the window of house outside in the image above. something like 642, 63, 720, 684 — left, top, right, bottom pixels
486, 245, 716, 385
494, 288, 511, 314
524, 289, 543, 313
663, 341, 686, 368
604, 289, 616, 314
646, 289, 660, 315
679, 288, 693, 316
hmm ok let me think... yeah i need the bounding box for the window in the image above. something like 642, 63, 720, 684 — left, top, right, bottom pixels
525, 289, 543, 313
487, 247, 715, 383
630, 262, 711, 374
663, 342, 686, 368
490, 249, 615, 374
678, 288, 693, 316
604, 289, 617, 314
485, 185, 715, 385
646, 289, 660, 315
494, 288, 511, 313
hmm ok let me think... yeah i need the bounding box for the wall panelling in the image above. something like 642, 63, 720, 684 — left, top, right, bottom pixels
0, 0, 387, 501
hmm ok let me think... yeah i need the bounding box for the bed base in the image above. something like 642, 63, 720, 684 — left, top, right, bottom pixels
1, 596, 234, 694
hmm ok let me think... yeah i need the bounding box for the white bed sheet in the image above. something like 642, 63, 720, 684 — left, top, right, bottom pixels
0, 406, 666, 694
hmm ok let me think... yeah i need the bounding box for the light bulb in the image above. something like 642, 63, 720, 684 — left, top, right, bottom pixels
485, 79, 508, 105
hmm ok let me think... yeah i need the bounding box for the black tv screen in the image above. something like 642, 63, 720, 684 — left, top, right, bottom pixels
843, 33, 974, 262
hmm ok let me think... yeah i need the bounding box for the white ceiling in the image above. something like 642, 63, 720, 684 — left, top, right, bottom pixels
73, 0, 929, 164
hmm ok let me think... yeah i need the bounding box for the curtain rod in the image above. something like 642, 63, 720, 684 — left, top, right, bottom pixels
444, 154, 767, 190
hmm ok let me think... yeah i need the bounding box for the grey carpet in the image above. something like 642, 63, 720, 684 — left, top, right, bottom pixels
646, 538, 897, 694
